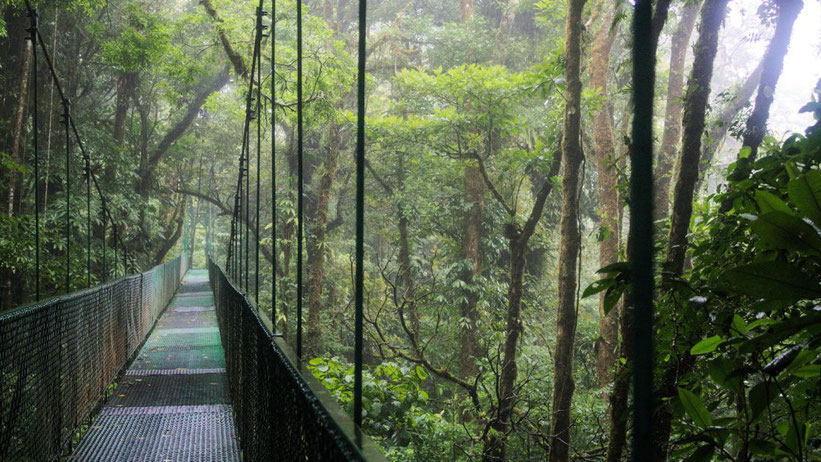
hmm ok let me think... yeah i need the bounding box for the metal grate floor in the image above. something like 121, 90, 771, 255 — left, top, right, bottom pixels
72, 269, 240, 461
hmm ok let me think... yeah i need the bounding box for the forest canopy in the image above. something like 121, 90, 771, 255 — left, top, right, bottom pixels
1, 0, 820, 460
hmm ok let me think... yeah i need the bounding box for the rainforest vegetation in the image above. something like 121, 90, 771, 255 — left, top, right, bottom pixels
1, 0, 820, 460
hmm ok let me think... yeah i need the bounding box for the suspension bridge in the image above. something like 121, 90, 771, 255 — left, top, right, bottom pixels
0, 0, 665, 458
0, 0, 384, 459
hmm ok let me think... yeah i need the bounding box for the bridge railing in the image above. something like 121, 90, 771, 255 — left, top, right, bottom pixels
0, 253, 189, 461
208, 257, 385, 461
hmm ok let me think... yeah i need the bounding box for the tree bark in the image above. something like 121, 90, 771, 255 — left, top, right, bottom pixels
547, 0, 586, 460
655, 2, 701, 220
666, 0, 729, 277
200, 0, 249, 77
136, 68, 230, 197
656, 1, 730, 459
481, 151, 561, 462
589, 0, 620, 388
696, 59, 763, 192
306, 124, 341, 357
734, 0, 803, 177
459, 165, 483, 378
460, 0, 475, 21
6, 37, 32, 217
604, 294, 631, 462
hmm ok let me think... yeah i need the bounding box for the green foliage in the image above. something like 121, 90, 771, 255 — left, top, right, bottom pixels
666, 99, 821, 461
308, 357, 462, 459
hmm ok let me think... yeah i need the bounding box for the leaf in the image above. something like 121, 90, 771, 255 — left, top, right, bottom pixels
602, 285, 625, 315
685, 444, 714, 462
596, 262, 630, 275
720, 261, 821, 301
415, 365, 429, 380
690, 335, 724, 355
708, 358, 742, 394
788, 170, 821, 226
749, 381, 776, 423
678, 387, 712, 428
754, 190, 793, 215
582, 278, 614, 298
790, 365, 820, 378
731, 314, 748, 335
750, 211, 821, 253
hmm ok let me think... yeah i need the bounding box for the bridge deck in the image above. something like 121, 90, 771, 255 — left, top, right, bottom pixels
71, 269, 240, 461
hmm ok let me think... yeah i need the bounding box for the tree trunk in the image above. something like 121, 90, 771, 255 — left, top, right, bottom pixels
656, 1, 730, 459
604, 294, 631, 462
589, 0, 620, 388
734, 0, 803, 177
396, 153, 419, 334
481, 152, 561, 462
460, 0, 474, 21
696, 60, 764, 192
6, 38, 32, 217
548, 0, 586, 460
666, 0, 729, 277
460, 165, 483, 378
306, 124, 341, 357
106, 72, 137, 184
655, 2, 701, 220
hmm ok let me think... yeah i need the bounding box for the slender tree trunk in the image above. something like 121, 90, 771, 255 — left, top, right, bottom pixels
656, 1, 730, 460
6, 39, 32, 217
604, 293, 631, 462
396, 153, 419, 334
696, 60, 764, 192
481, 153, 561, 462
548, 0, 586, 460
306, 124, 341, 357
459, 165, 483, 378
106, 72, 137, 184
589, 0, 620, 388
655, 2, 701, 220
734, 0, 803, 178
667, 0, 729, 277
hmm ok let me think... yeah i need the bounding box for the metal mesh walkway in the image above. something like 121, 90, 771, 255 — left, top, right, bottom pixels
72, 269, 240, 461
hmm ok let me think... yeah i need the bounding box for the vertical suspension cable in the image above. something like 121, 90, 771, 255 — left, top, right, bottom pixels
28, 9, 40, 301
353, 0, 367, 429
86, 152, 91, 288
256, 1, 265, 307
296, 0, 304, 360
245, 96, 251, 292
272, 0, 279, 331
631, 0, 656, 459
63, 100, 70, 294
113, 227, 118, 278
102, 211, 107, 281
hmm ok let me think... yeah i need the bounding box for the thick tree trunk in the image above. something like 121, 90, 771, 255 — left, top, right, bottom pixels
735, 0, 803, 176
589, 0, 620, 388
306, 124, 341, 357
460, 0, 474, 21
655, 2, 701, 220
459, 165, 483, 378
136, 68, 230, 197
666, 0, 729, 277
106, 72, 137, 184
548, 0, 586, 460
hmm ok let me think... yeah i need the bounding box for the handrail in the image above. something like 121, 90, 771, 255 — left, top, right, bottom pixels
0, 254, 189, 460
208, 256, 386, 461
